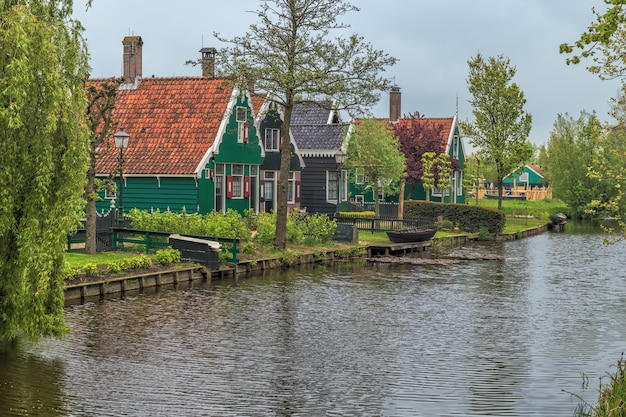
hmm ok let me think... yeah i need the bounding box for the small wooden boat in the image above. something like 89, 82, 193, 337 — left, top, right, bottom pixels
549, 213, 567, 224
386, 227, 438, 243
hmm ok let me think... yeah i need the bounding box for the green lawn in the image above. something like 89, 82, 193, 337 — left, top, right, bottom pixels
65, 251, 143, 269
471, 197, 570, 220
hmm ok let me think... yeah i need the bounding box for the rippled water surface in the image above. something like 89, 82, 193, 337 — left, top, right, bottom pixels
2, 226, 626, 416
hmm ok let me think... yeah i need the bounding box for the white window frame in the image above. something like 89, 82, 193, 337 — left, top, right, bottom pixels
432, 188, 451, 197
326, 170, 339, 202
104, 189, 116, 200
287, 172, 296, 203
231, 164, 244, 199
264, 128, 280, 151
236, 107, 247, 122
355, 167, 366, 185
519, 172, 529, 183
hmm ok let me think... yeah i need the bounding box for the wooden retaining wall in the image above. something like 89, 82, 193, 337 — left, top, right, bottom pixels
65, 223, 552, 304
64, 249, 367, 304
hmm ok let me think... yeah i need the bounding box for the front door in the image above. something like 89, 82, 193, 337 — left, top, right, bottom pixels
264, 171, 275, 213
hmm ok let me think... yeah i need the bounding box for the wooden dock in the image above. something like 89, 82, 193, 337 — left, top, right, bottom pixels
367, 241, 431, 257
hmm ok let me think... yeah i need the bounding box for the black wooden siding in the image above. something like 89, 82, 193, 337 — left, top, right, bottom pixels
300, 156, 337, 215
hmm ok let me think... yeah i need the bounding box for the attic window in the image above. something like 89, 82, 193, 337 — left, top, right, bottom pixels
265, 128, 280, 151
236, 107, 247, 122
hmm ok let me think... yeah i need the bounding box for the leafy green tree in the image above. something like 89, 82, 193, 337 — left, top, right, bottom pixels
560, 0, 626, 79
0, 1, 90, 342
462, 155, 484, 205
421, 152, 452, 203
543, 112, 614, 218
345, 119, 406, 217
460, 53, 533, 210
421, 152, 436, 202
214, 0, 396, 250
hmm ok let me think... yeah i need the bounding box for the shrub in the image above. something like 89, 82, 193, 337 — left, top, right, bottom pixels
155, 248, 181, 266
441, 219, 453, 230
254, 212, 276, 244
478, 227, 491, 240
404, 201, 505, 234
107, 261, 125, 274
128, 208, 252, 242
82, 263, 98, 277
129, 255, 153, 269
338, 211, 375, 218
302, 213, 336, 243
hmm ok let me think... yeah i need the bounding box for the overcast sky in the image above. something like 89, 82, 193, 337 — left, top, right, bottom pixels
73, 0, 621, 151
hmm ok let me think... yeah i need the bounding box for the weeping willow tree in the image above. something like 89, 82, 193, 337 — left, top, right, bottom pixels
0, 1, 90, 342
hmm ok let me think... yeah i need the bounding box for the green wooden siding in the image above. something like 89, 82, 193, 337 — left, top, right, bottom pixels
214, 95, 264, 166
503, 166, 546, 186
96, 176, 199, 214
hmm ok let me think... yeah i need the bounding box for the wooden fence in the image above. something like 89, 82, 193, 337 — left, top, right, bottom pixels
333, 215, 434, 233
68, 227, 240, 264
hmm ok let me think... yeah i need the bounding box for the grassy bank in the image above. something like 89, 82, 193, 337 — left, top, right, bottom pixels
574, 354, 626, 416
66, 198, 568, 271
473, 197, 570, 219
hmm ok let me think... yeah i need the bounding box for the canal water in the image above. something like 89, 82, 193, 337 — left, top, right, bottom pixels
1, 223, 626, 416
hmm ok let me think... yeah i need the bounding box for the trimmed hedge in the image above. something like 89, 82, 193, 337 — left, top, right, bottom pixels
403, 201, 505, 234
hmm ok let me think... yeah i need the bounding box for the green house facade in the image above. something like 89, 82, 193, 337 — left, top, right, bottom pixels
95, 38, 266, 216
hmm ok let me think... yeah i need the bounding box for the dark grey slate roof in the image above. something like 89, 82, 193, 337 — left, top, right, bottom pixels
291, 123, 347, 152
291, 102, 339, 125
291, 102, 346, 154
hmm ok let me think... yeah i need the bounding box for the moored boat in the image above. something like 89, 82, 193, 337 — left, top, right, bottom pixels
386, 227, 438, 243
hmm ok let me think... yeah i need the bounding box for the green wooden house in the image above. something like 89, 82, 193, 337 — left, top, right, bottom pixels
254, 100, 305, 213
503, 164, 547, 188
95, 37, 265, 215
347, 87, 466, 205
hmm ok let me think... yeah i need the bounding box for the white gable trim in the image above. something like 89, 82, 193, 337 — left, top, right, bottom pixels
194, 87, 240, 177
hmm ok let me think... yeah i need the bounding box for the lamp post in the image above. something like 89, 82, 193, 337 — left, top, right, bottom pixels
334, 148, 346, 209
114, 130, 130, 225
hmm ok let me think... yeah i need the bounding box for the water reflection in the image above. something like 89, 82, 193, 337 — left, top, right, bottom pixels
1, 226, 625, 415
0, 340, 66, 417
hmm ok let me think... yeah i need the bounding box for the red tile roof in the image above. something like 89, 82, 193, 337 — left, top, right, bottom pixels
96, 77, 234, 176
528, 164, 544, 177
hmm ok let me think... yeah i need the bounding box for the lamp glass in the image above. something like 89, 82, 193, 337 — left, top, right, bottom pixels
335, 149, 346, 165
114, 131, 130, 148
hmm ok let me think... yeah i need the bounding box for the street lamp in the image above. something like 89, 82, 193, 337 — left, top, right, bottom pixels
334, 148, 346, 206
114, 130, 130, 224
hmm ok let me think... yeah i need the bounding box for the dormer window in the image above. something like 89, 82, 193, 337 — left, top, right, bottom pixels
265, 128, 280, 151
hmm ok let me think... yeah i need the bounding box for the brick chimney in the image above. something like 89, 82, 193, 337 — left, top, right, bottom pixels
122, 36, 143, 83
389, 85, 401, 122
200, 47, 216, 78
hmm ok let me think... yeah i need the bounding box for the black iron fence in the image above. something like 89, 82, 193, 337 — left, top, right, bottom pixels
340, 201, 400, 218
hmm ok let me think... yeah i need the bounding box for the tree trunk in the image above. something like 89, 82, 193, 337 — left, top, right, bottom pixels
84, 160, 97, 254
272, 102, 293, 250
398, 178, 405, 220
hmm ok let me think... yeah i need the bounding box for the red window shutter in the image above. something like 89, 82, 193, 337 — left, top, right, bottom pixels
226, 176, 233, 198
243, 122, 249, 143
244, 176, 250, 198
260, 180, 265, 202
295, 181, 301, 203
